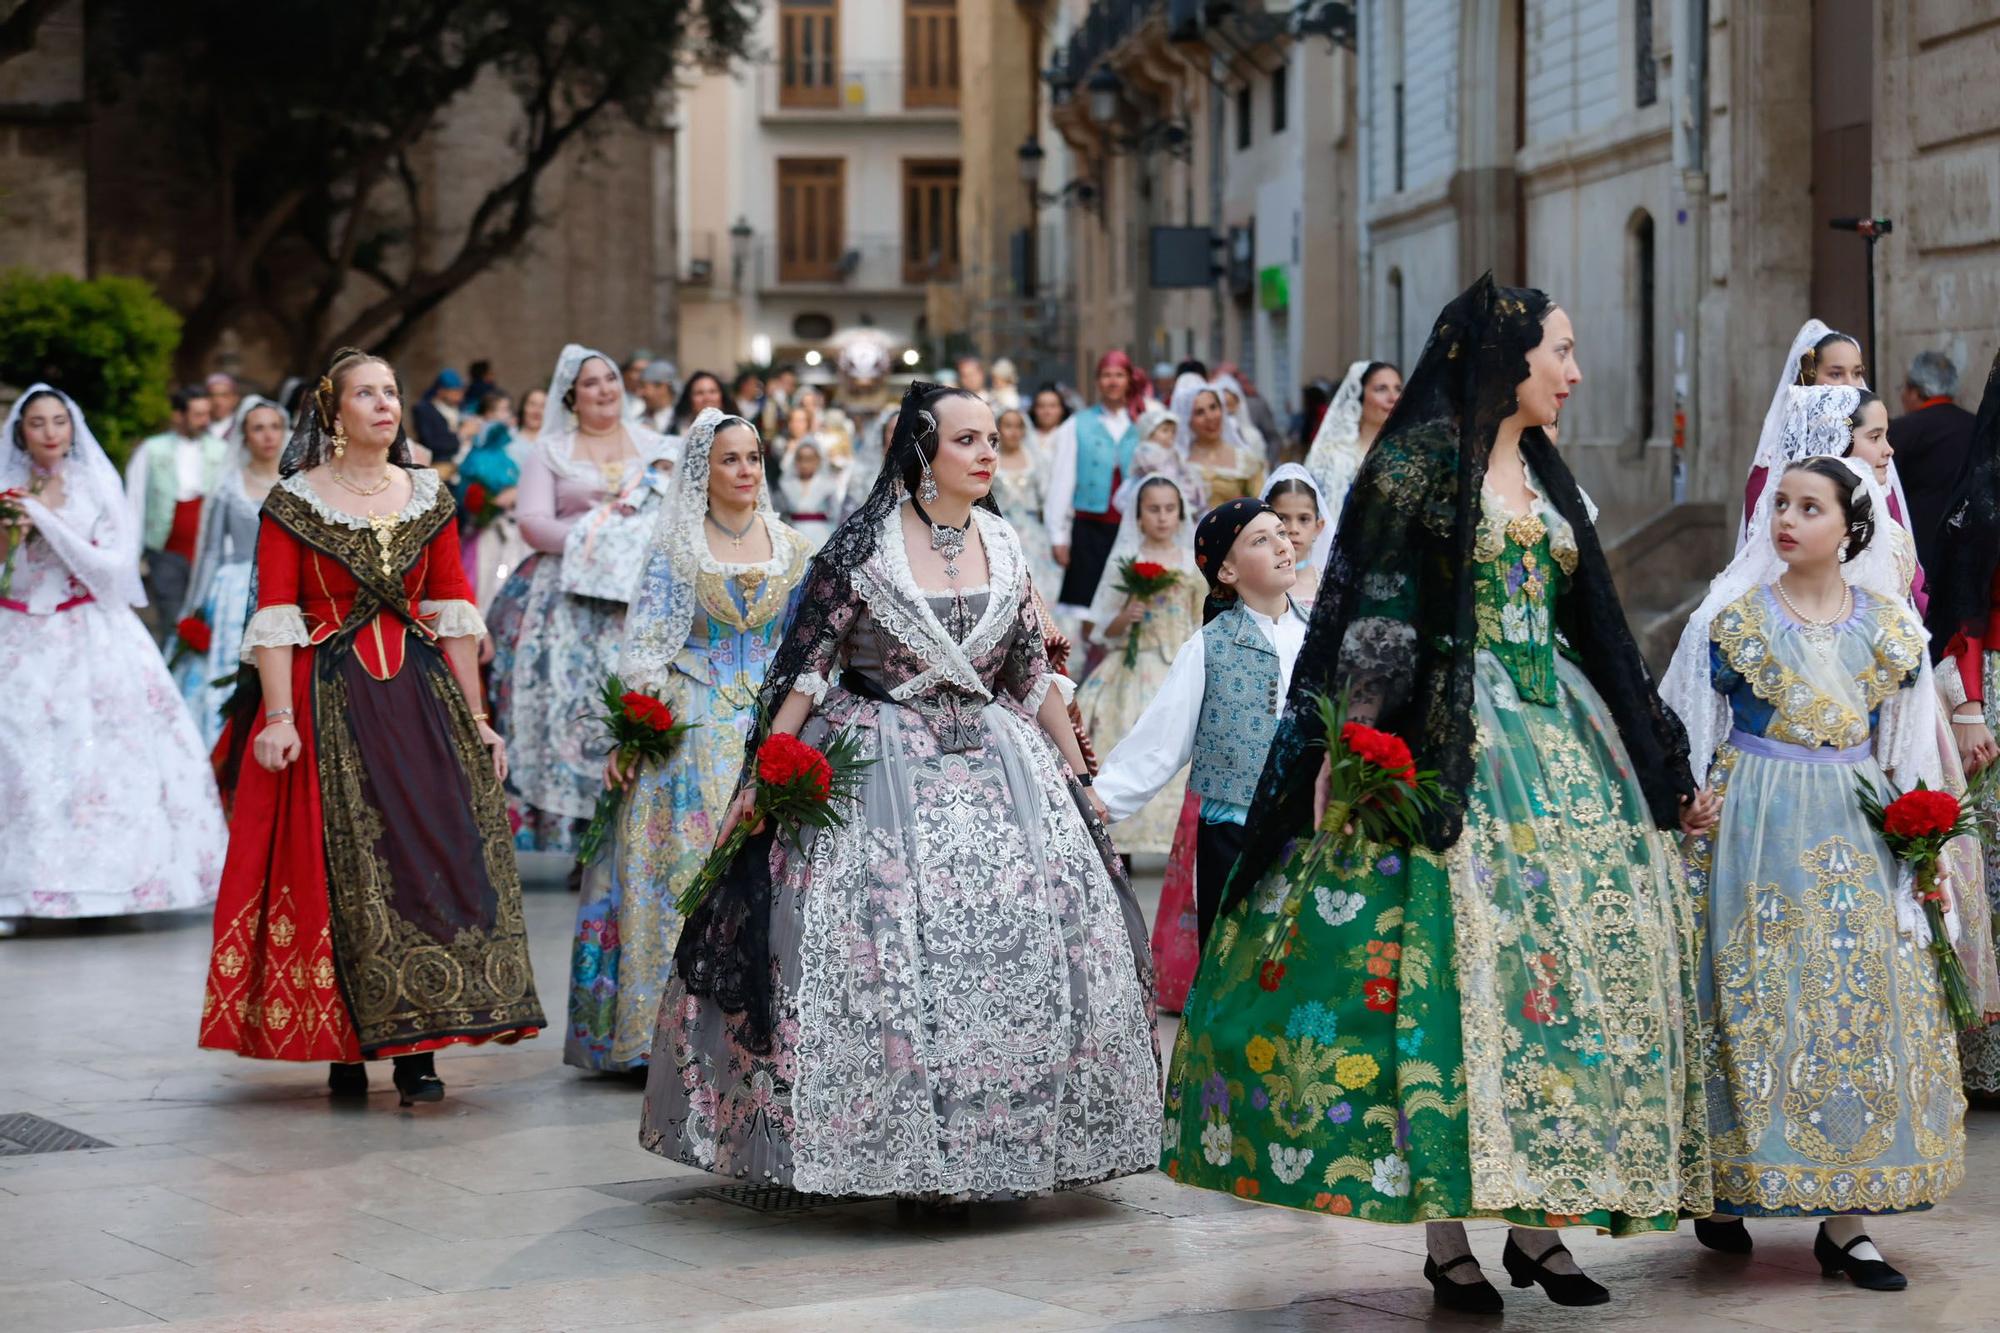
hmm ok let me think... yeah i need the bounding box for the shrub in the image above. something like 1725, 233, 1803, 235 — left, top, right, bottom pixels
0, 271, 181, 466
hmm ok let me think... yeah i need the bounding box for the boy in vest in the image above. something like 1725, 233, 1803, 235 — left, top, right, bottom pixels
1095, 497, 1306, 944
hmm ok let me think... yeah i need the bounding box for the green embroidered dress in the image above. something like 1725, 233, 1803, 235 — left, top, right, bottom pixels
1161, 482, 1714, 1230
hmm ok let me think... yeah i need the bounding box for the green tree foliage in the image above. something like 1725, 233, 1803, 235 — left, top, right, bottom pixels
0, 270, 181, 465
87, 0, 758, 373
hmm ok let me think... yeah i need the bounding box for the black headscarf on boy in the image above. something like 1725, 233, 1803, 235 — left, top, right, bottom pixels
1193, 497, 1274, 623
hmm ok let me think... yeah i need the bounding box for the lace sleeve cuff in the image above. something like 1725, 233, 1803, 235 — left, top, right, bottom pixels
1019, 671, 1055, 715
239, 605, 310, 660
421, 598, 487, 640
796, 670, 832, 705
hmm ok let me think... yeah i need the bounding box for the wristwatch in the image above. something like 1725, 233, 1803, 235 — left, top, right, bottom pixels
1074, 771, 1094, 787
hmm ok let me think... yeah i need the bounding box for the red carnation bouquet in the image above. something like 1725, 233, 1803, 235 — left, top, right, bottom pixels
1111, 556, 1183, 667
0, 487, 31, 598
460, 482, 505, 531
168, 614, 212, 668
675, 728, 874, 916
577, 675, 697, 864
1857, 775, 1981, 1029
1258, 691, 1451, 963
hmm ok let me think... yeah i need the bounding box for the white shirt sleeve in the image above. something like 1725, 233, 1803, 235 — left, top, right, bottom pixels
1043, 417, 1079, 547
1095, 629, 1205, 824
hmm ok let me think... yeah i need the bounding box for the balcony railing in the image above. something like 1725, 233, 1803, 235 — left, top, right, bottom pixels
736, 232, 957, 292
758, 60, 960, 118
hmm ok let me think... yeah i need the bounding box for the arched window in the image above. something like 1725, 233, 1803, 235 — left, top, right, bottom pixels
1630, 209, 1656, 446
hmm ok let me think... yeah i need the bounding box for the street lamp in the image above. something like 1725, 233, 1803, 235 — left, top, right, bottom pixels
728, 216, 754, 293
1087, 68, 1122, 125
1017, 136, 1045, 187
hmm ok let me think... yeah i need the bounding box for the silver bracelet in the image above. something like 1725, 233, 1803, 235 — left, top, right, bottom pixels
264, 708, 295, 723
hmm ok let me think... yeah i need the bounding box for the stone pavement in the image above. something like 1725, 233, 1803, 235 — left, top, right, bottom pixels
3, 866, 1997, 1332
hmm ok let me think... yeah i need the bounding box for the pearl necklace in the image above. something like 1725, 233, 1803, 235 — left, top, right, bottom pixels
1775, 576, 1850, 654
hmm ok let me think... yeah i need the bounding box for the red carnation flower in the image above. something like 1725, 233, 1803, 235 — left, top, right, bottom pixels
1363, 977, 1399, 1013
758, 732, 833, 800
175, 616, 212, 654
463, 482, 489, 512
1342, 720, 1417, 786
1131, 560, 1169, 581
619, 690, 674, 733
1884, 789, 1962, 840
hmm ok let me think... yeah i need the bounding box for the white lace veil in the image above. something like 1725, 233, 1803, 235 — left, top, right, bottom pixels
536, 342, 674, 482
224, 395, 289, 478
1662, 449, 1949, 939
1263, 462, 1336, 573
1, 384, 146, 608
616, 408, 779, 690
1304, 359, 1372, 518
181, 394, 288, 619
1738, 319, 1865, 546
1170, 377, 1245, 457
1086, 470, 1197, 632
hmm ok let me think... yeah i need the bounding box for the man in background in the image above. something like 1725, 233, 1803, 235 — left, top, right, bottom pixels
409, 368, 467, 464
1890, 349, 1977, 574
636, 361, 676, 434
125, 386, 227, 640
203, 371, 243, 441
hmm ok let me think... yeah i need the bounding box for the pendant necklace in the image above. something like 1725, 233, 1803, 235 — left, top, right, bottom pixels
910, 496, 971, 581
707, 509, 755, 550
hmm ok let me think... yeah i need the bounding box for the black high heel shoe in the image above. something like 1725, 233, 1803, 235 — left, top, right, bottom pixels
391, 1054, 445, 1107
327, 1062, 368, 1099
1815, 1224, 1907, 1291
1424, 1254, 1504, 1314
1694, 1216, 1753, 1254
1501, 1235, 1610, 1307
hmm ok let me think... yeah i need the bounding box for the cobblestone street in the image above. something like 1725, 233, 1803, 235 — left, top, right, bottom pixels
2, 867, 1994, 1331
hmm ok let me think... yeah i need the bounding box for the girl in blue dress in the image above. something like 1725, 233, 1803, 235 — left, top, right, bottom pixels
1665, 453, 1966, 1290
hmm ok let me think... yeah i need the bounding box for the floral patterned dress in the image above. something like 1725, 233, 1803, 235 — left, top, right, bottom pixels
640, 507, 1161, 1199
1161, 484, 1712, 1229
1686, 586, 1964, 1214
565, 528, 811, 1072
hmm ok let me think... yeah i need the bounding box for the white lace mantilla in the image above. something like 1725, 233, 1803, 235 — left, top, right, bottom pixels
276, 468, 441, 528
850, 505, 1025, 704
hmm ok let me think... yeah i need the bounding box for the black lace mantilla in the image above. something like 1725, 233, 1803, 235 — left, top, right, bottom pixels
1221, 273, 1695, 918
1924, 348, 2000, 661
673, 379, 993, 1050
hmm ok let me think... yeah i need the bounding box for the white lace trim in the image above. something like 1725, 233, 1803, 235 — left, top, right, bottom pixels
1020, 671, 1055, 715
240, 604, 310, 659
796, 669, 832, 705
421, 598, 486, 640
276, 468, 441, 529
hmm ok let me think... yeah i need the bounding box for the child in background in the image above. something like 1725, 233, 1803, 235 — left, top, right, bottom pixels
1262, 463, 1331, 605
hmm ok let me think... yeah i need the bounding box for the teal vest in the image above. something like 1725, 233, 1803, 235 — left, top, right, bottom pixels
1071, 407, 1139, 515
1189, 600, 1304, 809
136, 432, 231, 552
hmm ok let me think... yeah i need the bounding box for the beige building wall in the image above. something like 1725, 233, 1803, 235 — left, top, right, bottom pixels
674, 2, 962, 374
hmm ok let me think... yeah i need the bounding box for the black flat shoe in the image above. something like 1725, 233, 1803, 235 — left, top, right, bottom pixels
1424, 1254, 1504, 1314
1815, 1224, 1907, 1291
1501, 1235, 1610, 1307
327, 1062, 369, 1099
1695, 1216, 1753, 1253
391, 1055, 445, 1107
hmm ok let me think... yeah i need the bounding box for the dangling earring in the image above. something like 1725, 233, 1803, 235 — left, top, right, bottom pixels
332, 419, 348, 460
915, 408, 940, 503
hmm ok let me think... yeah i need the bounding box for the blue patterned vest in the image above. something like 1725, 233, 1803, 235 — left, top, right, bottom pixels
1189, 601, 1301, 809
1071, 406, 1139, 516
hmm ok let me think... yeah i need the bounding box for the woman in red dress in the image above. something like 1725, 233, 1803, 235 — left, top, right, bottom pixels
199, 348, 544, 1105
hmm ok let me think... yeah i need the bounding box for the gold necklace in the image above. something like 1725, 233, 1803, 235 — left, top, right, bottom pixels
331, 463, 393, 497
